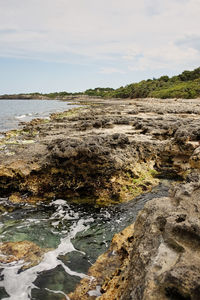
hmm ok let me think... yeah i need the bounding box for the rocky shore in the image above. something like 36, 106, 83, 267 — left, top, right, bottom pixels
69, 175, 200, 300
1, 97, 200, 298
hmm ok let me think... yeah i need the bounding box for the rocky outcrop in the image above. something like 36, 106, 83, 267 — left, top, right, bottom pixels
0, 94, 50, 100
69, 174, 200, 300
0, 98, 200, 205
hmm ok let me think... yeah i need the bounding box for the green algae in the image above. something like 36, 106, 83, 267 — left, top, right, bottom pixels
0, 128, 38, 147
50, 107, 82, 120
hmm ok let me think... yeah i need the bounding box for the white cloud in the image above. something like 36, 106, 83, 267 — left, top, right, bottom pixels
0, 0, 199, 72
99, 67, 125, 74
127, 42, 200, 72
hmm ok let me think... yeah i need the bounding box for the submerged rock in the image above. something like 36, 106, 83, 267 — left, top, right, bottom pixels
0, 240, 51, 270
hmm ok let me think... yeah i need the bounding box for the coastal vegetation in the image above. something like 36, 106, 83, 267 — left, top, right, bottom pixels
0, 67, 199, 100
84, 66, 200, 99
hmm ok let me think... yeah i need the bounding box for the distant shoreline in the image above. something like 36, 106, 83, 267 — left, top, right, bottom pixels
0, 94, 102, 101
0, 95, 59, 100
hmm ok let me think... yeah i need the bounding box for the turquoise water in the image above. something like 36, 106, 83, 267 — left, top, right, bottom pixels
0, 99, 78, 132
0, 182, 170, 300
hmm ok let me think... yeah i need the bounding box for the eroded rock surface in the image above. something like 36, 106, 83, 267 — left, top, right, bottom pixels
69, 174, 200, 300
0, 98, 200, 205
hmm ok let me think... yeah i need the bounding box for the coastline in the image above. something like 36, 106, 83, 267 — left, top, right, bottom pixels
0, 94, 102, 101
1, 97, 200, 298
0, 98, 80, 133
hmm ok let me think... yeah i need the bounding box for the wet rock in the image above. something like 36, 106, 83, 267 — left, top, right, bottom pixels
0, 241, 51, 270
70, 177, 200, 300
68, 224, 135, 300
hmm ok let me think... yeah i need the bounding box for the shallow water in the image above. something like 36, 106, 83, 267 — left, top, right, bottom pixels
0, 181, 170, 300
0, 99, 78, 132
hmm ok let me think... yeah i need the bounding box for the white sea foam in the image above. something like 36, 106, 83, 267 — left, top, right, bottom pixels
50, 199, 80, 221
0, 218, 92, 300
45, 288, 70, 300
15, 115, 26, 119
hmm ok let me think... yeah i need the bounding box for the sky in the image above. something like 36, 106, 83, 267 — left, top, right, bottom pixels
0, 0, 200, 94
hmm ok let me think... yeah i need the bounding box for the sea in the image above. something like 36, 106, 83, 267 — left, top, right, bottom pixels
0, 99, 78, 132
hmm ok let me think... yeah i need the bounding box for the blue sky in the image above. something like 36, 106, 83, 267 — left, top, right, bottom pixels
0, 0, 199, 94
